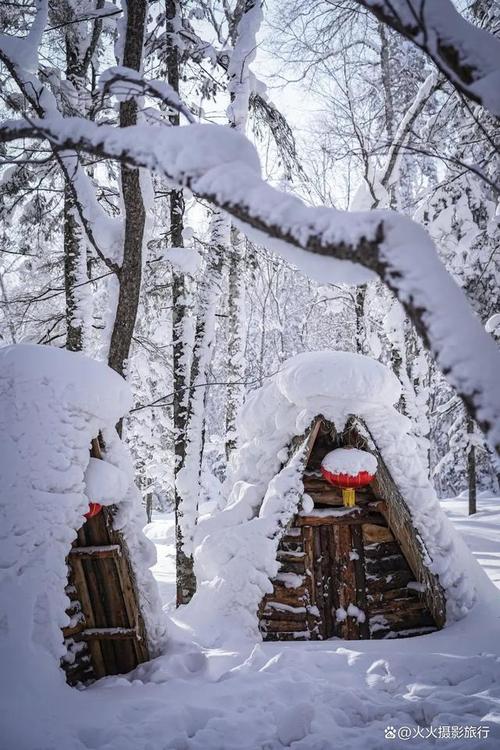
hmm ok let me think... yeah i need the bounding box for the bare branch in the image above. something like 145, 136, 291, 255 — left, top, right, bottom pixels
354, 0, 500, 119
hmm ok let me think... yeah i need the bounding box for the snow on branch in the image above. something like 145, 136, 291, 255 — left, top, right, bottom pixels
2, 113, 499, 457
354, 0, 500, 118
99, 66, 196, 123
0, 27, 123, 272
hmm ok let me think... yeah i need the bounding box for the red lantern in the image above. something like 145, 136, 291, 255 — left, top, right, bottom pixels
85, 502, 102, 519
321, 449, 376, 507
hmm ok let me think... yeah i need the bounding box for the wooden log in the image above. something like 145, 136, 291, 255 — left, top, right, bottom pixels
303, 478, 372, 496
351, 524, 370, 639
302, 525, 320, 638
308, 491, 344, 507
261, 631, 311, 642
363, 541, 400, 559
367, 587, 423, 605
319, 525, 334, 638
332, 524, 359, 639
263, 585, 308, 609
365, 568, 414, 594
78, 627, 139, 641
280, 530, 304, 553
325, 521, 340, 628
369, 445, 446, 628
80, 513, 128, 675
62, 618, 86, 639
363, 524, 395, 544
69, 545, 121, 559
365, 554, 409, 576
296, 510, 386, 527
368, 598, 429, 618
312, 525, 326, 639
277, 550, 305, 563
68, 557, 105, 680
62, 657, 94, 686
371, 625, 437, 640
370, 609, 436, 631
80, 557, 120, 675
279, 559, 306, 575
261, 607, 307, 622
303, 485, 336, 497
102, 510, 148, 670
260, 618, 308, 633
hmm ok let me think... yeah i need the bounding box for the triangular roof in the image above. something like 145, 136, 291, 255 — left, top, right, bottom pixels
284, 414, 446, 628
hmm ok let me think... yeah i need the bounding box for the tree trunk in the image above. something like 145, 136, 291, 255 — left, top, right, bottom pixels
172, 263, 197, 606
163, 0, 197, 606
63, 184, 85, 352
355, 285, 367, 354
467, 415, 477, 515
63, 31, 88, 353
107, 0, 147, 382
175, 214, 228, 599
225, 228, 247, 460
146, 493, 153, 524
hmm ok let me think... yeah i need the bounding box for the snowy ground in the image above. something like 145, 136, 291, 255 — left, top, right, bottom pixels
5, 495, 500, 750
113, 496, 500, 750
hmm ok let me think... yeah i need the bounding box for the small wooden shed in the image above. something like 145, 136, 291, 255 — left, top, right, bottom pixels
258, 416, 446, 641
62, 439, 150, 685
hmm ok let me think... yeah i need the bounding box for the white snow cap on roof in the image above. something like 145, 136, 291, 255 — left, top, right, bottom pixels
0, 341, 132, 421
184, 350, 474, 647
276, 350, 401, 410
238, 350, 401, 448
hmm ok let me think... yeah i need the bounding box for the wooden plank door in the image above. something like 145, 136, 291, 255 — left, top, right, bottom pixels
310, 523, 369, 640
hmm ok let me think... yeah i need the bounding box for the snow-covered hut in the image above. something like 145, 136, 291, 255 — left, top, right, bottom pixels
0, 345, 165, 690
186, 351, 474, 646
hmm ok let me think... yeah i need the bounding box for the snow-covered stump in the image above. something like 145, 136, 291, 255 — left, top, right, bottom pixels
0, 344, 165, 692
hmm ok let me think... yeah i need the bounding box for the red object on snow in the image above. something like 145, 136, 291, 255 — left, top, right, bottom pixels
321, 466, 375, 508
320, 468, 375, 489
85, 502, 102, 519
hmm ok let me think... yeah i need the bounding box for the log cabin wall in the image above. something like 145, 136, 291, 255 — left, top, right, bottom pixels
258, 419, 441, 641
62, 440, 149, 685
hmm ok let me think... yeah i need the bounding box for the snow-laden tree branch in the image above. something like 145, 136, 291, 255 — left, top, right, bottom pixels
2, 113, 499, 456
354, 0, 500, 118
0, 2, 123, 273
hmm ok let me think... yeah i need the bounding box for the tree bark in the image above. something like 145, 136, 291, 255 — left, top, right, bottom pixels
63, 20, 90, 353
163, 0, 197, 606
107, 0, 147, 380
354, 285, 367, 355
467, 415, 477, 515
225, 228, 247, 459
63, 185, 85, 352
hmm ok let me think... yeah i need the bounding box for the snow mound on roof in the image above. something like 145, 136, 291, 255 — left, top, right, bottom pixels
0, 344, 166, 698
276, 350, 401, 411
182, 350, 475, 647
